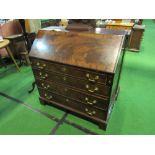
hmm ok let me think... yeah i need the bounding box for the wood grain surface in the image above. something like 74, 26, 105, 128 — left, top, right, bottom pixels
29, 30, 124, 73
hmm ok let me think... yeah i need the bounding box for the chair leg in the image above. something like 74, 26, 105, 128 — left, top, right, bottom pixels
5, 46, 20, 71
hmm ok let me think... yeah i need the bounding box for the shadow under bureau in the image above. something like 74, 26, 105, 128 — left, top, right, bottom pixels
29, 29, 125, 130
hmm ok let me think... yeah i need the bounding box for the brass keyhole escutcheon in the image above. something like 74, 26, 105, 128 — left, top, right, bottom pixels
64, 88, 68, 92
62, 67, 66, 72
63, 77, 67, 81
66, 99, 69, 102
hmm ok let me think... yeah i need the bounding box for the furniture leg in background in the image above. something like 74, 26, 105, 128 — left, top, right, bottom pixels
19, 19, 31, 52
0, 39, 20, 71
20, 52, 31, 65
4, 34, 35, 66
5, 46, 20, 71
128, 25, 145, 52
28, 81, 36, 93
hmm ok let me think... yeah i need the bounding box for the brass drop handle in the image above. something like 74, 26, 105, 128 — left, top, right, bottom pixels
85, 84, 98, 93
85, 97, 97, 105
41, 83, 50, 90
37, 62, 46, 69
85, 108, 96, 116
86, 73, 99, 82
44, 93, 53, 100
39, 72, 48, 79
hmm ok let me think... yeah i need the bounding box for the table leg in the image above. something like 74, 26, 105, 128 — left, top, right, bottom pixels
28, 81, 36, 93
5, 46, 20, 71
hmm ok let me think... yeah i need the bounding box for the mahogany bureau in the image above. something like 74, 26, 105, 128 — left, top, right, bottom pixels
29, 29, 125, 130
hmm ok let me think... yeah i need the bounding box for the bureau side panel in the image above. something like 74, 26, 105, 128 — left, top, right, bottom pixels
107, 47, 125, 120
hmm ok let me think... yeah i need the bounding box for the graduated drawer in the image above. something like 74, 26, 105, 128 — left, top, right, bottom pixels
33, 69, 111, 97
36, 78, 109, 110
38, 88, 107, 121
30, 57, 110, 85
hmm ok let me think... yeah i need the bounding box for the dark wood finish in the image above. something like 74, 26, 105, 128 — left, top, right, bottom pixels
91, 28, 130, 49
5, 33, 36, 66
41, 19, 61, 28
66, 19, 96, 31
68, 19, 96, 27
39, 96, 107, 129
66, 23, 93, 31
30, 30, 124, 73
4, 34, 26, 57
19, 19, 31, 51
32, 69, 111, 97
27, 33, 36, 50
128, 25, 145, 52
4, 33, 36, 57
92, 27, 130, 35
29, 29, 125, 130
105, 21, 145, 52
39, 88, 107, 120
18, 20, 36, 52
36, 78, 109, 110
31, 57, 109, 85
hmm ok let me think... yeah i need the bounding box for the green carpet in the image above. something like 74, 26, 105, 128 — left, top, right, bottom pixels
0, 96, 56, 134
0, 19, 155, 134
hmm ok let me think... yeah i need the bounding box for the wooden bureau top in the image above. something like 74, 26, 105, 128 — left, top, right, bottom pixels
29, 29, 124, 73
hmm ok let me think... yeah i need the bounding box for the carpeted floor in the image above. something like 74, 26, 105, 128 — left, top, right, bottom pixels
0, 19, 155, 135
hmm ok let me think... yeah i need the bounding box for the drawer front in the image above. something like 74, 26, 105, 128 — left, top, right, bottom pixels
36, 78, 109, 110
30, 58, 109, 85
33, 69, 111, 97
38, 88, 107, 120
